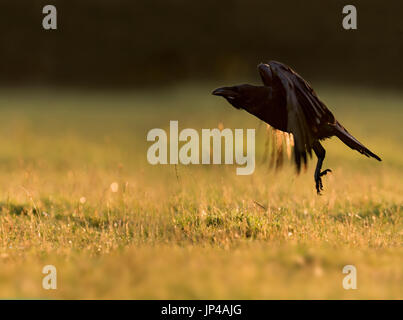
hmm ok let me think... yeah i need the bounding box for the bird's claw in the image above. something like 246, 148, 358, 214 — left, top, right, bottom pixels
320, 169, 332, 177
315, 175, 323, 195
315, 169, 332, 195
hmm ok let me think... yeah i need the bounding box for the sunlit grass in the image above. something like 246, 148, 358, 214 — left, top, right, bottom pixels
0, 84, 401, 299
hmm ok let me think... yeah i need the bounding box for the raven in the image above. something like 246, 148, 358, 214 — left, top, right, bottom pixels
213, 61, 381, 194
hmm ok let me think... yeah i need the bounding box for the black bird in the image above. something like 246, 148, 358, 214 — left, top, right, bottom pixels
212, 61, 381, 194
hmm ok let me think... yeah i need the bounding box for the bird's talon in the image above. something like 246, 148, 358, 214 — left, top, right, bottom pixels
320, 169, 332, 177
315, 175, 322, 194
315, 169, 332, 194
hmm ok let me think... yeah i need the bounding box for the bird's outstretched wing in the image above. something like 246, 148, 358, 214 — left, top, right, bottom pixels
259, 61, 335, 172
261, 125, 294, 170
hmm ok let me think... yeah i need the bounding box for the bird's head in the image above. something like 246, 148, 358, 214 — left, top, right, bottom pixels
212, 84, 269, 110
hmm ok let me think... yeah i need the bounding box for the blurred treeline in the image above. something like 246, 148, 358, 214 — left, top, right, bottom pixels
0, 0, 402, 88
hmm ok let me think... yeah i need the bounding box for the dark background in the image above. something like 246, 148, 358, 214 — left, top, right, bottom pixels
0, 0, 402, 88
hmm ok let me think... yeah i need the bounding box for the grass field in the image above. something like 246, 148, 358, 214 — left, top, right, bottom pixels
0, 84, 401, 299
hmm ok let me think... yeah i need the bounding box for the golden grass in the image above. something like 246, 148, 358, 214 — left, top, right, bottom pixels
0, 84, 401, 299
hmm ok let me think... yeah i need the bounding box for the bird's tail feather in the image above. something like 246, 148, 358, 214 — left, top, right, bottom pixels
334, 122, 381, 161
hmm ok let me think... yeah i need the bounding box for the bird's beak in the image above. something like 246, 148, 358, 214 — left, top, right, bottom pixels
212, 87, 237, 98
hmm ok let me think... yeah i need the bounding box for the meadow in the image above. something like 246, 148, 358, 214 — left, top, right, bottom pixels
0, 84, 401, 299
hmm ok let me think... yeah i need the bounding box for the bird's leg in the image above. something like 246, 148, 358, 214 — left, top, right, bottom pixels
312, 141, 332, 194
